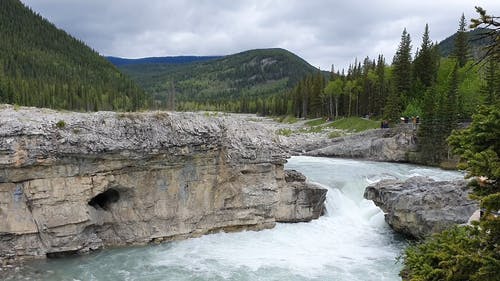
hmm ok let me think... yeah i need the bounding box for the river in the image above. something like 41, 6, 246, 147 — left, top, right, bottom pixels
7, 156, 463, 281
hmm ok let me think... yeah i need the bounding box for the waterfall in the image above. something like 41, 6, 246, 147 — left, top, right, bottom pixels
9, 156, 463, 281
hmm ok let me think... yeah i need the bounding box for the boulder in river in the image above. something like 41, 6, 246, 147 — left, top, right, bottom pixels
363, 176, 478, 239
275, 170, 327, 222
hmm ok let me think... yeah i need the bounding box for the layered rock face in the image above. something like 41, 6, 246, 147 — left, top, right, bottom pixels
364, 176, 477, 239
275, 170, 327, 222
306, 127, 417, 162
0, 106, 326, 262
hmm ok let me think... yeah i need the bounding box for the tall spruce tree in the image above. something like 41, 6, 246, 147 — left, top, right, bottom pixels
438, 63, 460, 160
393, 29, 413, 96
445, 63, 460, 128
416, 60, 459, 164
374, 55, 387, 116
384, 29, 412, 121
454, 13, 469, 67
481, 58, 499, 105
417, 86, 441, 164
413, 24, 448, 164
414, 24, 438, 90
417, 63, 460, 165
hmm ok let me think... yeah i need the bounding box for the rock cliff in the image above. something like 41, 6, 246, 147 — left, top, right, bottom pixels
364, 176, 477, 239
306, 127, 417, 162
0, 105, 326, 263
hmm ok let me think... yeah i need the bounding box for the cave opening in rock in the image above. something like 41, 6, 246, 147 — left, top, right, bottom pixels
46, 250, 79, 258
88, 188, 120, 210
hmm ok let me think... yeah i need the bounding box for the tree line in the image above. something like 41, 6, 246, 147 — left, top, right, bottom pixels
242, 13, 496, 165
169, 13, 496, 166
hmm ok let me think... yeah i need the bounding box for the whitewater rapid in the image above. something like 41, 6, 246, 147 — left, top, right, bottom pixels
8, 156, 463, 281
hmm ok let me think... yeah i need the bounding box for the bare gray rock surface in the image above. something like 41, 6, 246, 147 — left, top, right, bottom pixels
0, 105, 326, 263
276, 170, 327, 222
364, 176, 478, 239
306, 127, 417, 162
284, 169, 306, 182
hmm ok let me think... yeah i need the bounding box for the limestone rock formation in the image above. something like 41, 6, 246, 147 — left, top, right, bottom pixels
364, 176, 478, 239
306, 127, 417, 162
275, 170, 327, 222
0, 105, 326, 263
283, 169, 306, 182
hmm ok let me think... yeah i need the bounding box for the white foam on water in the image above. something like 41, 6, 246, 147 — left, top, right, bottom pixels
144, 156, 463, 280
13, 156, 464, 281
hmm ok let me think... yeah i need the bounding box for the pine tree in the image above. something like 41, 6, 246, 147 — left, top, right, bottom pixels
413, 24, 438, 90
417, 62, 461, 164
309, 70, 324, 117
383, 84, 401, 123
294, 81, 303, 117
439, 63, 460, 159
302, 77, 310, 118
417, 86, 441, 164
481, 58, 499, 104
391, 29, 412, 115
454, 13, 469, 67
445, 63, 459, 128
374, 55, 387, 116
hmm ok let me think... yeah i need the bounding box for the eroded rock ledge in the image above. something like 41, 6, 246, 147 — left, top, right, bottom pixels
276, 170, 327, 222
0, 105, 326, 263
364, 176, 477, 239
306, 127, 417, 162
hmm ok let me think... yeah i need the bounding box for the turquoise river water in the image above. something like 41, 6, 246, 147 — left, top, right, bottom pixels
6, 156, 463, 281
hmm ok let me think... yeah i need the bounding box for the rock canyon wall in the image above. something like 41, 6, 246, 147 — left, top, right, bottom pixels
0, 106, 326, 263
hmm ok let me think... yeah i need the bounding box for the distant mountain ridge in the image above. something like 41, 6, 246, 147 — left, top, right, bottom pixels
107, 56, 223, 66
117, 48, 318, 108
437, 28, 493, 59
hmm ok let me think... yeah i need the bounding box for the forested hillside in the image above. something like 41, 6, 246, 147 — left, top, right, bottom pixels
107, 56, 222, 67
0, 0, 148, 111
118, 48, 317, 111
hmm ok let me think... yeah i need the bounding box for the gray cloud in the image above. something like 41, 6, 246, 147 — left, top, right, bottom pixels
21, 0, 500, 70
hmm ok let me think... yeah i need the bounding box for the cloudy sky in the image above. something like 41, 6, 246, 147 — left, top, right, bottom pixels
20, 0, 500, 70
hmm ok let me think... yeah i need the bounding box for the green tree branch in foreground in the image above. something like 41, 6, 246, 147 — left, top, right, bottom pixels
402, 105, 500, 281
401, 7, 500, 281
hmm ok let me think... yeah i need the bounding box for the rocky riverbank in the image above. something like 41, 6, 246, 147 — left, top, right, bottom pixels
233, 114, 418, 161
306, 126, 417, 162
0, 105, 326, 264
364, 176, 477, 239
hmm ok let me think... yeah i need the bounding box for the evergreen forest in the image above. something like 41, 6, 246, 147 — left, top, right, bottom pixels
265, 19, 494, 124
116, 48, 317, 111
0, 0, 148, 111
